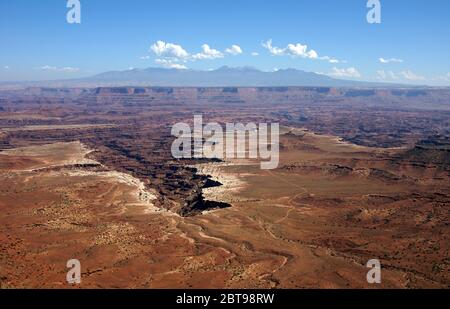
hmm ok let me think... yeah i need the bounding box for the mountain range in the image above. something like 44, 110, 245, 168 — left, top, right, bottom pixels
87, 66, 402, 88
0, 66, 412, 89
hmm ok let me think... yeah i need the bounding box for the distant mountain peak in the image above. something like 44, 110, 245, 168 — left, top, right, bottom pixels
214, 65, 261, 73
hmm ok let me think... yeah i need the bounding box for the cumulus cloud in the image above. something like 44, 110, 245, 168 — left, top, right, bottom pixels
155, 59, 187, 70
262, 39, 340, 63
320, 56, 340, 63
262, 40, 286, 56
285, 43, 318, 59
148, 41, 232, 68
329, 67, 361, 78
251, 52, 259, 56
225, 45, 243, 55
165, 63, 187, 70
379, 57, 404, 64
192, 44, 224, 60
150, 41, 190, 59
262, 39, 316, 58
40, 65, 79, 72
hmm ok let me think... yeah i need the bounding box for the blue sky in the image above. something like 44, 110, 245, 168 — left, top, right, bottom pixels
1, 0, 449, 85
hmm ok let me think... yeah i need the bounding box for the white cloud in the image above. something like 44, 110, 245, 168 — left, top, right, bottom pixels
262, 39, 317, 59
192, 44, 224, 60
328, 58, 340, 64
166, 63, 188, 70
148, 41, 244, 69
262, 39, 340, 63
376, 70, 400, 80
399, 70, 425, 81
150, 41, 224, 61
379, 57, 404, 64
225, 45, 243, 55
286, 43, 318, 59
60, 67, 79, 72
251, 52, 259, 56
376, 70, 450, 85
40, 65, 79, 72
329, 67, 361, 78
376, 69, 429, 83
155, 59, 187, 70
40, 65, 58, 71
319, 56, 341, 64
150, 40, 189, 59
262, 39, 285, 56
